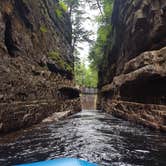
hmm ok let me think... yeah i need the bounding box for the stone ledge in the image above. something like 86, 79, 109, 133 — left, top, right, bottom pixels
42, 110, 73, 123
100, 46, 166, 106
102, 99, 166, 131
0, 98, 81, 133
101, 64, 166, 94
123, 46, 166, 74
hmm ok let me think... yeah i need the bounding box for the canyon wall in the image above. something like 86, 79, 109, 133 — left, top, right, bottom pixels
0, 0, 81, 133
98, 0, 166, 131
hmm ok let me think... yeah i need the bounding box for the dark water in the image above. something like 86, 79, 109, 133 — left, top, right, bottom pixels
0, 110, 166, 166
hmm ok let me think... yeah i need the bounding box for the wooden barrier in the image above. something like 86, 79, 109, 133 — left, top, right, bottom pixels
80, 87, 98, 94
79, 87, 98, 110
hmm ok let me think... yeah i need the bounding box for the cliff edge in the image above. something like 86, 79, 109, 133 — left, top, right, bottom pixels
98, 0, 166, 131
0, 0, 81, 133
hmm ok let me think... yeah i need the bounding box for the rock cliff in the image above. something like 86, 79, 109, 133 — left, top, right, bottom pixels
98, 0, 166, 131
0, 0, 81, 133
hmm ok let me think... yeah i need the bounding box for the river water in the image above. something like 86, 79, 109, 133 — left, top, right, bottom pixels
0, 110, 166, 166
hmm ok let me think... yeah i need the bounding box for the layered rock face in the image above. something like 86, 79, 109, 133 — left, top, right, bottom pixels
98, 0, 166, 131
0, 0, 81, 133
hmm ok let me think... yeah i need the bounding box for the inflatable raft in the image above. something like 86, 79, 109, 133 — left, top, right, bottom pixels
16, 158, 98, 166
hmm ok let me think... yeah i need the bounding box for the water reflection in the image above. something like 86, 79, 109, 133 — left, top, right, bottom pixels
0, 110, 166, 166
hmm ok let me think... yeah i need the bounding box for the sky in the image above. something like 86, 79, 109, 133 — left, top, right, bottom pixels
77, 2, 100, 66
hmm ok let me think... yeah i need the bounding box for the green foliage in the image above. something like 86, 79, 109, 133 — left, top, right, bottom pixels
54, 7, 63, 19
103, 0, 114, 19
48, 51, 72, 72
74, 62, 98, 88
48, 51, 60, 60
40, 25, 47, 33
54, 1, 69, 19
62, 0, 93, 55
54, 0, 68, 19
88, 0, 114, 70
59, 1, 68, 12
88, 24, 112, 70
98, 25, 112, 43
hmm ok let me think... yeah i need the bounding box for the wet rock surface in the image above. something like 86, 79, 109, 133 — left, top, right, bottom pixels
98, 0, 166, 130
0, 0, 81, 133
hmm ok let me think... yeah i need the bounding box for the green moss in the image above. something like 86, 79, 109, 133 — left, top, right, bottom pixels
48, 51, 72, 72
54, 1, 68, 19
54, 7, 63, 19
65, 63, 73, 72
40, 25, 47, 33
59, 1, 68, 12
48, 51, 59, 60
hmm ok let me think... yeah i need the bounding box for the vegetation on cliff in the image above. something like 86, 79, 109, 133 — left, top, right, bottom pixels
61, 0, 97, 87
96, 0, 166, 130
88, 0, 114, 70
72, 0, 114, 87
57, 0, 114, 88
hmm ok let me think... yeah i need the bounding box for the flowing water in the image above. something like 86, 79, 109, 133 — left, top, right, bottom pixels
0, 110, 166, 166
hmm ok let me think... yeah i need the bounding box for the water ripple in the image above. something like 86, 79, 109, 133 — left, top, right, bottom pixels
0, 110, 166, 166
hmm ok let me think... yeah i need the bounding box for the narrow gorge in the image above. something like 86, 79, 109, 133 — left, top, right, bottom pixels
97, 0, 166, 131
0, 0, 165, 134
0, 0, 166, 166
0, 0, 81, 133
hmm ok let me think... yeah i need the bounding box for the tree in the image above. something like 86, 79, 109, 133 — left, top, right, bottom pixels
61, 0, 111, 87
85, 0, 103, 15
88, 0, 114, 70
71, 9, 93, 55
62, 0, 79, 18
62, 0, 93, 55
74, 61, 98, 87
